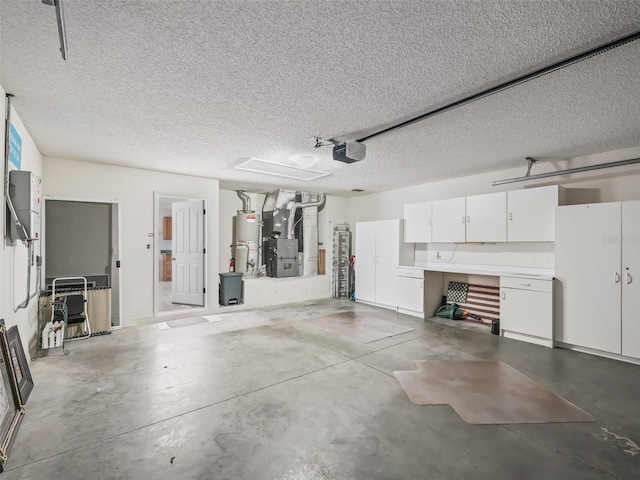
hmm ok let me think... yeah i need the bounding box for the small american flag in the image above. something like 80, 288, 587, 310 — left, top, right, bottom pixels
455, 283, 500, 325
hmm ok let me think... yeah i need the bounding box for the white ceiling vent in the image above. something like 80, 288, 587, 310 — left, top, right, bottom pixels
236, 158, 330, 181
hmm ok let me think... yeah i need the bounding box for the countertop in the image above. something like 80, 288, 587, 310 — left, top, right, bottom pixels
398, 263, 554, 280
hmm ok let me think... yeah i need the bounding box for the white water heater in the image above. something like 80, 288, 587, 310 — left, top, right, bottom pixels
234, 211, 260, 275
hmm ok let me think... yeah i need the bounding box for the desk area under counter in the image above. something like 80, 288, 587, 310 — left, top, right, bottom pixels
396, 263, 555, 347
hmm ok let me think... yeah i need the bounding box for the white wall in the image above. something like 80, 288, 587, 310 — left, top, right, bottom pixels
43, 158, 219, 325
1, 86, 44, 359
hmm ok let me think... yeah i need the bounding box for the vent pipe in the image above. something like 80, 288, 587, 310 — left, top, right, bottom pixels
287, 193, 326, 239
236, 190, 251, 212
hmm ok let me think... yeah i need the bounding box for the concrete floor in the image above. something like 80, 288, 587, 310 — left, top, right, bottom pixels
4, 299, 640, 479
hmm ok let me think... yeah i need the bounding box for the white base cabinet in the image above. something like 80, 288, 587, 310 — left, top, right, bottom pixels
555, 200, 640, 360
395, 268, 424, 316
500, 276, 553, 347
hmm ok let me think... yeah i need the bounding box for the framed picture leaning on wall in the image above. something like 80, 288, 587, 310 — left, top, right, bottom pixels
7, 326, 33, 405
0, 320, 27, 472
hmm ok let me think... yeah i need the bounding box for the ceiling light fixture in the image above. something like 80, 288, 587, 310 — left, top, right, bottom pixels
42, 0, 68, 60
236, 157, 330, 181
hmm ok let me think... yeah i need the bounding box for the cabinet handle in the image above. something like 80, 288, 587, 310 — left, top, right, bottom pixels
467, 216, 470, 223
508, 212, 513, 221
520, 283, 531, 287
462, 216, 465, 223
501, 291, 505, 300
615, 272, 621, 283
420, 280, 423, 289
428, 219, 431, 226
628, 273, 633, 285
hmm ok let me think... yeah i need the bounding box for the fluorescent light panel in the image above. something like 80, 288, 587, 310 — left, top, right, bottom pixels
236, 158, 330, 181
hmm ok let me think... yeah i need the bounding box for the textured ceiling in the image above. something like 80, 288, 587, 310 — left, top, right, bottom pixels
1, 1, 640, 196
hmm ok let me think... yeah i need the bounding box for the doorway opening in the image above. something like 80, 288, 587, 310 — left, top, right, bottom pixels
154, 193, 208, 316
43, 197, 122, 330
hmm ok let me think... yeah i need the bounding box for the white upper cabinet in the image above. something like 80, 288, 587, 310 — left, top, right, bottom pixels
507, 185, 564, 241
403, 202, 432, 243
404, 185, 564, 244
465, 192, 507, 242
432, 197, 466, 243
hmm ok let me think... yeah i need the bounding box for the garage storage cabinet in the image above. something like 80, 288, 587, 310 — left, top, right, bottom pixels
555, 200, 640, 360
355, 219, 413, 308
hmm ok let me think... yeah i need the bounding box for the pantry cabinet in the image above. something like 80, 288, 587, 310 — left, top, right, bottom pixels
355, 220, 413, 307
555, 200, 640, 359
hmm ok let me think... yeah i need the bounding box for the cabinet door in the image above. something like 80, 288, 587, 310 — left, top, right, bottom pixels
432, 197, 466, 243
404, 202, 432, 243
466, 192, 507, 242
622, 200, 640, 358
355, 222, 377, 303
501, 288, 552, 339
555, 203, 621, 353
507, 186, 559, 241
396, 276, 424, 313
375, 220, 401, 306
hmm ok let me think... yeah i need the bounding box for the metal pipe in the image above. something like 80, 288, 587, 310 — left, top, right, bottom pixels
4, 94, 29, 241
236, 190, 251, 212
353, 29, 640, 144
42, 0, 68, 60
4, 94, 13, 235
287, 193, 326, 239
492, 157, 640, 186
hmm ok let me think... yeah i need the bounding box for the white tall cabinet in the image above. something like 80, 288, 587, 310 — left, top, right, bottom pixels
555, 201, 640, 359
355, 219, 413, 308
621, 201, 640, 359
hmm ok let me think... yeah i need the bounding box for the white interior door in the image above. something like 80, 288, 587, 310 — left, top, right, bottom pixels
172, 200, 205, 306
622, 200, 640, 358
555, 203, 621, 353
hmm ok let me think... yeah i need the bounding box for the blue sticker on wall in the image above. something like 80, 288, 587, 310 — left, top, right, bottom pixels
9, 124, 22, 170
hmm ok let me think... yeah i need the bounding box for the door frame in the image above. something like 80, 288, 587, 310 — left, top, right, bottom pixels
42, 196, 123, 330
153, 192, 209, 317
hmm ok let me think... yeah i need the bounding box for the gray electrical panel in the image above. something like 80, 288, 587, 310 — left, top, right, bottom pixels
8, 170, 42, 241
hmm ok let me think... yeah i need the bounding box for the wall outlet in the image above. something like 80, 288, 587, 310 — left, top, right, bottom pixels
437, 251, 442, 260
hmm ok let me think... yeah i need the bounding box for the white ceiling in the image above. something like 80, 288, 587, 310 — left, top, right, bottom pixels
1, 1, 639, 196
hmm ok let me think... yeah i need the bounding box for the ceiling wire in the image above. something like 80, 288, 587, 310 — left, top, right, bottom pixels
332, 29, 640, 145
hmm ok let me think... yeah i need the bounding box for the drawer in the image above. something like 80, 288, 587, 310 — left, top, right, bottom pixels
500, 276, 552, 293
396, 267, 424, 279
